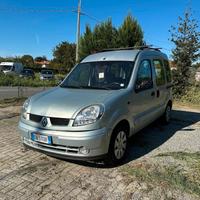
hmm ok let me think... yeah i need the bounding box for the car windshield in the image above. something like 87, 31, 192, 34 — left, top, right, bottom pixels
41, 70, 53, 75
60, 61, 134, 90
2, 65, 12, 71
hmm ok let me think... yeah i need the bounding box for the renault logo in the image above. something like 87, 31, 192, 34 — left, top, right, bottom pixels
41, 117, 48, 127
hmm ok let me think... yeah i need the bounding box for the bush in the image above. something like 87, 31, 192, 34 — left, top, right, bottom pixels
176, 86, 200, 105
0, 74, 61, 87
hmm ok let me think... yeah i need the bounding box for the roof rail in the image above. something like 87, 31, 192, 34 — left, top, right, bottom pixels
100, 45, 162, 52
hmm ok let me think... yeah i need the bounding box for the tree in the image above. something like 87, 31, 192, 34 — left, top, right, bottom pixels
34, 56, 47, 62
79, 25, 95, 60
118, 14, 144, 47
21, 55, 34, 68
79, 14, 144, 61
79, 20, 118, 60
93, 19, 118, 50
52, 41, 76, 72
170, 9, 200, 96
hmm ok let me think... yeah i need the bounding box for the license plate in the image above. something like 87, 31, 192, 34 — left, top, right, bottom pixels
31, 132, 52, 144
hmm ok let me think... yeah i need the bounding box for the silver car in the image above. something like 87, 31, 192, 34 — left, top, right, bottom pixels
40, 69, 54, 80
18, 47, 173, 164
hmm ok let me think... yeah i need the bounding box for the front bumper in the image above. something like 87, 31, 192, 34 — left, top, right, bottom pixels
18, 120, 110, 160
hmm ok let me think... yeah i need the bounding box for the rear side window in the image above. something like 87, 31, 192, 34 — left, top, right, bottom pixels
163, 60, 172, 83
153, 60, 165, 86
135, 60, 153, 92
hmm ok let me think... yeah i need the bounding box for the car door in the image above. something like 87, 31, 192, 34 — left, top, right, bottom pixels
132, 59, 157, 132
152, 59, 169, 115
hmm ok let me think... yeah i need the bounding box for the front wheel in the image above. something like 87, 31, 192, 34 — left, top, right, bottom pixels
106, 128, 128, 165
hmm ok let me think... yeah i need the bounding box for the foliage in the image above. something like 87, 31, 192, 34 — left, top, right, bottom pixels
178, 86, 200, 105
51, 41, 76, 73
170, 9, 200, 96
117, 14, 144, 47
21, 55, 34, 68
34, 56, 47, 62
79, 14, 144, 60
0, 74, 58, 87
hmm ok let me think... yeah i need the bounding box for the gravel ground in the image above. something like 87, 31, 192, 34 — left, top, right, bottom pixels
0, 105, 199, 200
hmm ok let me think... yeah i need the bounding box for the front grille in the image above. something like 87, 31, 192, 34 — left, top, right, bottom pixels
29, 114, 42, 123
50, 117, 69, 126
29, 113, 69, 126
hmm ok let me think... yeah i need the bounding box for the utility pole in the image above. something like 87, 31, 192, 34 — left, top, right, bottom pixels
75, 0, 81, 63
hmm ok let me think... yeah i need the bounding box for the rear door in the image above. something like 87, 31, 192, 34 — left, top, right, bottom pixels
152, 59, 169, 115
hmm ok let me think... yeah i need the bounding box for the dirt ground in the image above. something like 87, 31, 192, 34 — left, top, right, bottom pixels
0, 104, 199, 200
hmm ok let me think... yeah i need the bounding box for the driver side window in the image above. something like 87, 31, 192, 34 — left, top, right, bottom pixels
135, 60, 153, 92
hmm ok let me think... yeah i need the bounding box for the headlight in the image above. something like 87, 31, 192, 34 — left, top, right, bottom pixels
73, 105, 104, 126
23, 98, 30, 111
22, 99, 30, 119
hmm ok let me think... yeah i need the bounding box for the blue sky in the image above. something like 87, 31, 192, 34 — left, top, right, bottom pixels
0, 0, 199, 59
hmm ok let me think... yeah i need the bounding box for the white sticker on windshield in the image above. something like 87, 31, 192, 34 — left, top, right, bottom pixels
99, 72, 104, 79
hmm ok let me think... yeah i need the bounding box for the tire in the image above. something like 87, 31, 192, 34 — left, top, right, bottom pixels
161, 104, 172, 124
105, 127, 128, 165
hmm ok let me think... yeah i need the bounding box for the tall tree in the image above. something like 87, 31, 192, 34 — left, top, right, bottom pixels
52, 41, 76, 72
21, 55, 34, 68
118, 14, 144, 47
79, 25, 95, 61
93, 19, 118, 50
79, 20, 118, 60
170, 9, 200, 96
79, 14, 144, 60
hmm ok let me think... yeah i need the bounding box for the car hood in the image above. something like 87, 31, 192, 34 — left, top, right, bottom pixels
29, 87, 120, 118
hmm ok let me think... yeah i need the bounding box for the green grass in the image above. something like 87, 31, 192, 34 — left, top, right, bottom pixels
123, 152, 200, 197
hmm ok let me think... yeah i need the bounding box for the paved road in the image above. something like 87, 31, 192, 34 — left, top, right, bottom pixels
0, 87, 51, 100
0, 106, 199, 200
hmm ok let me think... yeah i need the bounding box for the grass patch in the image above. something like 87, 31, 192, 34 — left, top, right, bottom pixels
123, 152, 200, 197
156, 152, 200, 162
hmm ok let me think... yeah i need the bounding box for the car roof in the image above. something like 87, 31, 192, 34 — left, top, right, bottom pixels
81, 50, 141, 63
81, 48, 168, 63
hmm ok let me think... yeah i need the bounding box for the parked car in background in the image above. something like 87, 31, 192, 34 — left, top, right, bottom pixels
19, 47, 173, 164
20, 69, 35, 79
0, 62, 23, 75
40, 69, 54, 80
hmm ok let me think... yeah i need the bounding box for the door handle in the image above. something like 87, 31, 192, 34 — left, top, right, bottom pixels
157, 90, 160, 97
151, 91, 155, 96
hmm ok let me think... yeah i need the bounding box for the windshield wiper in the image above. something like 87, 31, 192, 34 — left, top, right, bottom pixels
60, 85, 82, 89
60, 85, 111, 90
79, 86, 111, 90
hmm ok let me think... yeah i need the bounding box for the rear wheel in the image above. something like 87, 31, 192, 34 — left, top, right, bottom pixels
162, 104, 172, 124
106, 127, 128, 165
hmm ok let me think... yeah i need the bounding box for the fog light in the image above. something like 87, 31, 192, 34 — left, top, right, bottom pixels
80, 147, 90, 155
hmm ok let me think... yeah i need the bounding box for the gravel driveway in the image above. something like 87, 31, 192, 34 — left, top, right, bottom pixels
0, 105, 199, 200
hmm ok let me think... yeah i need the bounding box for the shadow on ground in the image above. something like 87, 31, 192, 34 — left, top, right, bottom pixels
51, 109, 200, 168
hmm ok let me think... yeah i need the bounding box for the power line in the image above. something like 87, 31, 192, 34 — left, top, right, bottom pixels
0, 7, 76, 13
